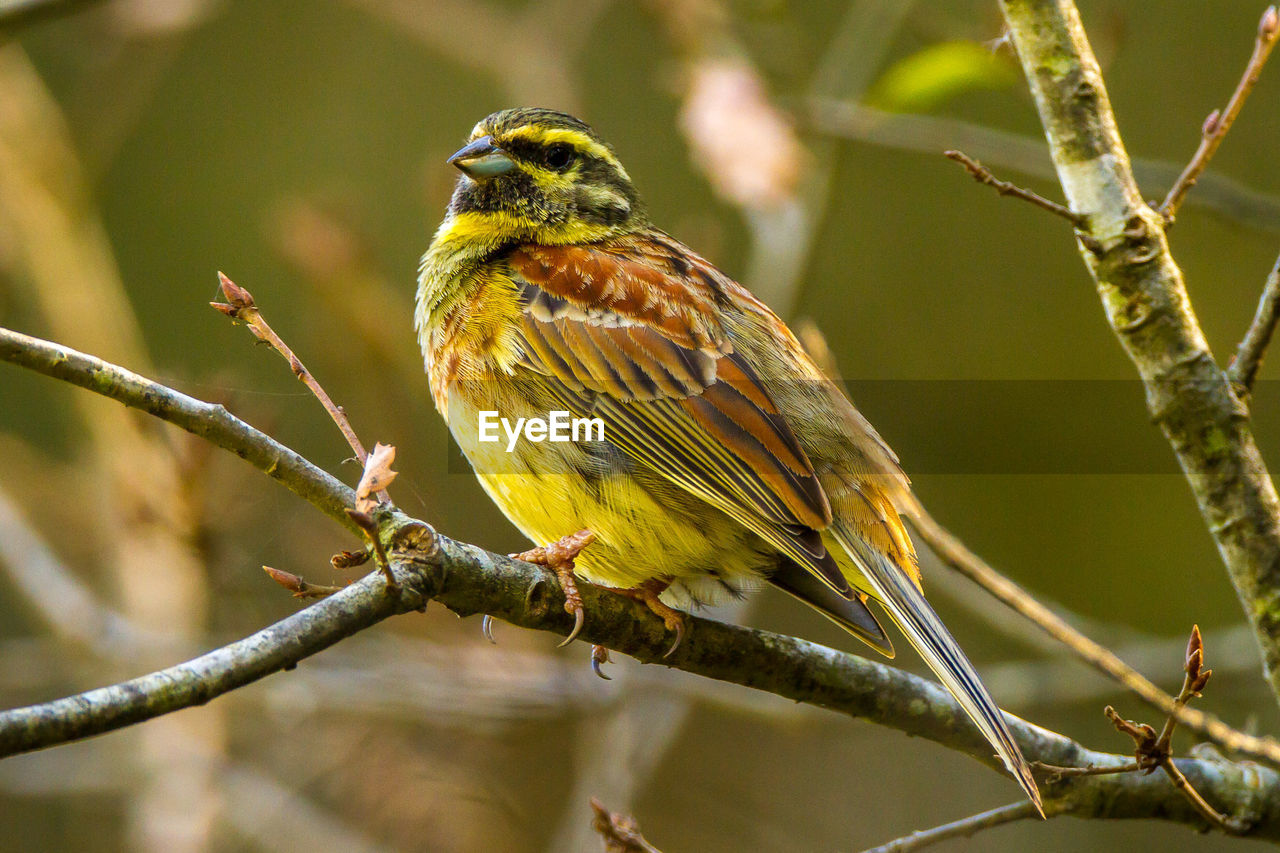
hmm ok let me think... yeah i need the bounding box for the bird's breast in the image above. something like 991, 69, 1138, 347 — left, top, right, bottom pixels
420, 261, 526, 413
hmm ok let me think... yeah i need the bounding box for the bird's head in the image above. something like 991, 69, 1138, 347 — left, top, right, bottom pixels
444, 108, 647, 245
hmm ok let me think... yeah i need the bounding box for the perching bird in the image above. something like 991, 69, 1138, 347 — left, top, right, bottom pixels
416, 107, 1041, 811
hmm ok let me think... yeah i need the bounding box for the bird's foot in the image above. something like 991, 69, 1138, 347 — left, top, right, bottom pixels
511, 528, 596, 647
609, 580, 686, 658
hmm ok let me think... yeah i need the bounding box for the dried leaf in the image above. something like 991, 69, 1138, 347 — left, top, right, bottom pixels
355, 441, 396, 512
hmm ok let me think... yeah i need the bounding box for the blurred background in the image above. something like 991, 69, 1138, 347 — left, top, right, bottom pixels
1, 0, 1279, 850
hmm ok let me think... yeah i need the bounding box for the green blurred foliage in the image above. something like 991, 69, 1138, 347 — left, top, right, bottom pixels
867, 40, 1019, 112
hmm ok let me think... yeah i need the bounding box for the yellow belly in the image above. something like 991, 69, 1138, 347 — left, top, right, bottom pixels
444, 383, 773, 606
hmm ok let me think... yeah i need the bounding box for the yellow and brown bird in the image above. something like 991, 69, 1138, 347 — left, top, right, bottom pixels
416, 107, 1041, 810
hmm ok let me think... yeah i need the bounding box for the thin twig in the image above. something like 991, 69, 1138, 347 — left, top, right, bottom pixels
859, 801, 1041, 853
944, 149, 1083, 225
1159, 6, 1279, 222
1229, 250, 1280, 393
807, 98, 1280, 233
212, 272, 390, 503
1031, 761, 1141, 782
1094, 627, 1251, 835
910, 507, 1280, 766
0, 326, 358, 530
1161, 759, 1250, 834
346, 508, 399, 591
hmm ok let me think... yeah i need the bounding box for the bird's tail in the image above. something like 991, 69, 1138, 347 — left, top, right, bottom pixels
830, 523, 1044, 816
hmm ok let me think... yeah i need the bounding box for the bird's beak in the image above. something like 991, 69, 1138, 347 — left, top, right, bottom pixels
447, 136, 515, 178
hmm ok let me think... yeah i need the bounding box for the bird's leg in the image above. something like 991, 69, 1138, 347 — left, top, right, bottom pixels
608, 579, 687, 658
511, 528, 596, 647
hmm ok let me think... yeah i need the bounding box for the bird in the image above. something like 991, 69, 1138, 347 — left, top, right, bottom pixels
416, 107, 1041, 812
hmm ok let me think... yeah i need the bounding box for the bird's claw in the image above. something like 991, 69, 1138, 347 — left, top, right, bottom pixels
481, 614, 497, 644
606, 579, 687, 658
558, 605, 585, 648
591, 644, 612, 679
512, 529, 594, 649
662, 614, 686, 658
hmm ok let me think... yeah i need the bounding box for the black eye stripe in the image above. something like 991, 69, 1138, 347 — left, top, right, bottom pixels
497, 137, 581, 171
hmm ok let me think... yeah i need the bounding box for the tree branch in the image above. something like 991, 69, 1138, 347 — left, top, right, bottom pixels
0, 326, 357, 531
3, 324, 1280, 836
912, 508, 1280, 765
806, 98, 1280, 234
859, 801, 1042, 853
998, 0, 1280, 710
944, 149, 1083, 225
1229, 250, 1280, 395
2, 503, 1277, 835
1158, 6, 1280, 222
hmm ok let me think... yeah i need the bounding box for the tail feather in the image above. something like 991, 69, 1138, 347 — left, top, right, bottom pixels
831, 524, 1044, 815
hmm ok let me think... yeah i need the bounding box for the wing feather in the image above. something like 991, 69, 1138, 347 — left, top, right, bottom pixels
508, 238, 847, 595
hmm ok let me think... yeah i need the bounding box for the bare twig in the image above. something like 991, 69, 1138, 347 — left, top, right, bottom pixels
1031, 761, 1141, 782
0, 326, 358, 530
589, 798, 663, 853
910, 507, 1280, 765
346, 508, 399, 591
807, 98, 1280, 233
945, 149, 1083, 225
212, 272, 390, 503
1103, 700, 1249, 834
1159, 6, 1280, 222
859, 801, 1041, 853
1229, 250, 1280, 393
1072, 627, 1251, 835
1161, 759, 1251, 835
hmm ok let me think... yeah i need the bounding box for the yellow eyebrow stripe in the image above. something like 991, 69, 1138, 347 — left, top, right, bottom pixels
499, 125, 631, 181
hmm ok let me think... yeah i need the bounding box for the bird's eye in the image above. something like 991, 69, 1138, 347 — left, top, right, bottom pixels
544, 144, 575, 170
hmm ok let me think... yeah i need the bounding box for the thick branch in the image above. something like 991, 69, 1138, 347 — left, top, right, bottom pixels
0, 326, 1276, 834
0, 506, 1275, 835
998, 0, 1280, 708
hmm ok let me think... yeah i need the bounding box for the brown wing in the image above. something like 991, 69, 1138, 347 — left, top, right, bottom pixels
508, 236, 849, 596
